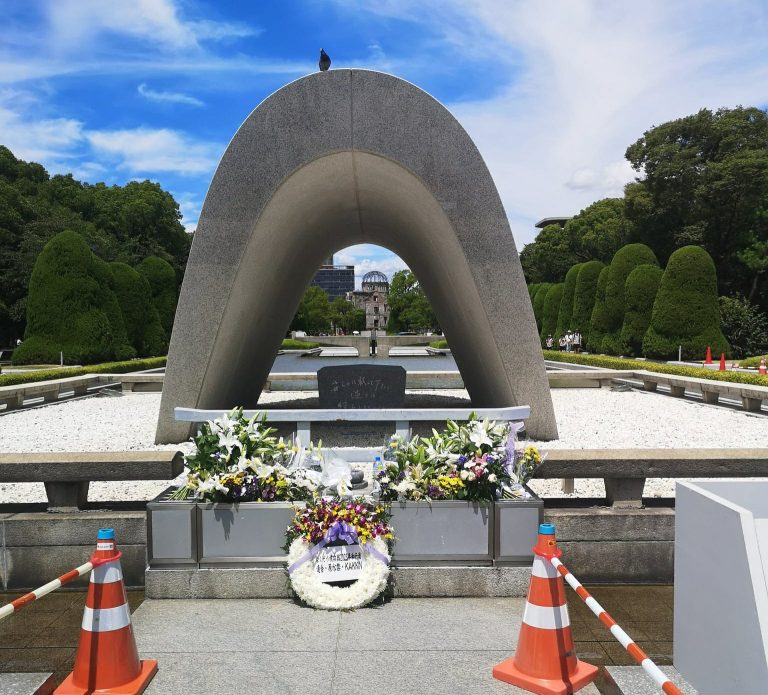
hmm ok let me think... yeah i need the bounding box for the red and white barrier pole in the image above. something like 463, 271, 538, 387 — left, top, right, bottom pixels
0, 554, 119, 621
549, 555, 683, 695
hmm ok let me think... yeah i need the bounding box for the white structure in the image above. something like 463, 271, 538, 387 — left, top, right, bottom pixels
675, 480, 768, 694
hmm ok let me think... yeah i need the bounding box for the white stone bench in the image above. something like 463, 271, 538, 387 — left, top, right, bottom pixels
634, 369, 768, 411
0, 375, 107, 410
175, 405, 530, 441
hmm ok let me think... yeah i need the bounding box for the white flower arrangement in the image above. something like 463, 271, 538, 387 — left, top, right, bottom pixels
286, 536, 390, 610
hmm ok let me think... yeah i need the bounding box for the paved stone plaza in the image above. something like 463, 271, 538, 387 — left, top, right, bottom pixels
0, 588, 677, 692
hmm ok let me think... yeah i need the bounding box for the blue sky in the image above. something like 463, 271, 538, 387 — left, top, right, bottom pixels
2, 1, 767, 286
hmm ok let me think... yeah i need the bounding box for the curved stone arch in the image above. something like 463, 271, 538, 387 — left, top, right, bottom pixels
156, 69, 557, 443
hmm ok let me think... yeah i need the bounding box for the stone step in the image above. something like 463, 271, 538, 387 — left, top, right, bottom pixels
601, 666, 697, 694
0, 673, 55, 695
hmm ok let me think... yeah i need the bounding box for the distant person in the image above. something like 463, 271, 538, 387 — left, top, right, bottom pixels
565, 330, 573, 353
573, 330, 582, 353
545, 334, 553, 349
370, 328, 378, 356
558, 335, 566, 351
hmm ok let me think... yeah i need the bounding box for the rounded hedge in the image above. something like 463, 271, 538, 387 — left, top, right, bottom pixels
587, 266, 610, 353
13, 231, 135, 365
528, 283, 540, 300
619, 264, 663, 356
643, 246, 730, 360
571, 260, 605, 347
137, 256, 178, 335
111, 262, 167, 357
540, 283, 564, 342
600, 243, 658, 354
556, 263, 583, 338
532, 282, 552, 332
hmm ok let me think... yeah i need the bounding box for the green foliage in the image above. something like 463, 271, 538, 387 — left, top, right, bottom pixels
13, 231, 135, 365
540, 284, 563, 342
739, 355, 768, 368
520, 199, 631, 284
620, 265, 664, 356
0, 357, 166, 387
643, 246, 730, 359
110, 262, 167, 357
625, 107, 768, 312
587, 267, 610, 352
387, 270, 438, 333
555, 263, 583, 338
291, 286, 331, 335
600, 243, 658, 354
571, 261, 605, 347
532, 282, 552, 332
527, 283, 540, 300
136, 256, 178, 335
281, 339, 320, 350
542, 350, 768, 386
0, 146, 190, 343
429, 339, 449, 349
718, 296, 768, 359
328, 297, 365, 334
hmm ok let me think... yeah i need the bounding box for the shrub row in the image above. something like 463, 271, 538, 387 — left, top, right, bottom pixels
0, 357, 167, 388
281, 339, 321, 350
542, 350, 768, 387
428, 339, 449, 349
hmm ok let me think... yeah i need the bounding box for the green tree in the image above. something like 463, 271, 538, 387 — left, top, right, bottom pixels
13, 231, 134, 364
718, 295, 768, 359
136, 256, 178, 336
588, 267, 610, 353
643, 246, 729, 360
571, 261, 605, 347
619, 264, 664, 356
110, 262, 167, 356
625, 107, 768, 311
387, 270, 438, 333
292, 286, 331, 335
532, 282, 552, 332
540, 284, 564, 343
555, 263, 583, 338
520, 224, 581, 284
600, 243, 658, 354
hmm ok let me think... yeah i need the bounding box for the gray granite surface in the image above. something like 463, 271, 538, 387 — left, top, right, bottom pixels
157, 69, 556, 444
0, 672, 55, 695
603, 666, 697, 694
134, 598, 600, 695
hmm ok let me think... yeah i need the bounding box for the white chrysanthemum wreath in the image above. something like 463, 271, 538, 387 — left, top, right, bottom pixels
286, 498, 393, 611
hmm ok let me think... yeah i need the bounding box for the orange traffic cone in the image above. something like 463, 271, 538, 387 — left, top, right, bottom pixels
493, 523, 598, 695
704, 346, 712, 364
719, 353, 726, 371
759, 358, 767, 375
56, 528, 157, 694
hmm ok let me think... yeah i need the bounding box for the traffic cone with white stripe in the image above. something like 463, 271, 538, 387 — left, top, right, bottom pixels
55, 528, 157, 694
493, 523, 598, 694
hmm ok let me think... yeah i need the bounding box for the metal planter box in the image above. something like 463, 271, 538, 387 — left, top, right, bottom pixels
197, 501, 300, 567
493, 494, 544, 565
389, 501, 494, 566
147, 489, 198, 567
147, 490, 303, 568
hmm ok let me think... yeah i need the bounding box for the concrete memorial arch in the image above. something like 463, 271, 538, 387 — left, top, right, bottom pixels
156, 69, 557, 443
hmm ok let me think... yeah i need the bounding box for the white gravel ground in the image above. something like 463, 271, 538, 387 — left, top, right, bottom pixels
0, 387, 766, 503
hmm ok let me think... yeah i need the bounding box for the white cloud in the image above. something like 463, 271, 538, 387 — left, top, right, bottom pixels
173, 191, 203, 233
137, 83, 204, 107
0, 105, 84, 163
87, 128, 221, 175
45, 0, 258, 51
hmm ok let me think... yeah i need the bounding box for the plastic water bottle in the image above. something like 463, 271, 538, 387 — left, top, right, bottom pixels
372, 455, 382, 499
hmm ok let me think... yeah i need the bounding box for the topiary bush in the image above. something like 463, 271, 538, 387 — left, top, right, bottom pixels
600, 243, 658, 354
571, 261, 605, 348
540, 284, 564, 343
643, 245, 729, 360
718, 296, 768, 359
532, 282, 552, 333
527, 283, 540, 300
137, 256, 178, 336
620, 264, 663, 356
587, 267, 610, 352
111, 262, 168, 357
12, 231, 135, 365
555, 263, 583, 338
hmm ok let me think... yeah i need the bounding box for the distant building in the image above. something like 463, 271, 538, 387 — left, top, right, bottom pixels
534, 216, 572, 229
347, 270, 390, 330
310, 255, 355, 300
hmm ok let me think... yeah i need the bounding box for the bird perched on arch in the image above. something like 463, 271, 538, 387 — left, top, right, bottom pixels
319, 49, 331, 71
